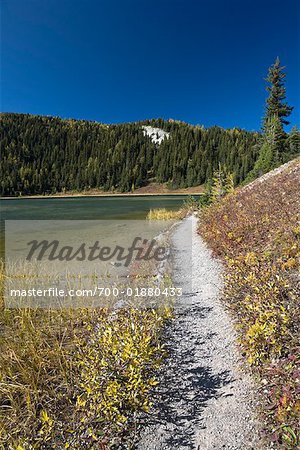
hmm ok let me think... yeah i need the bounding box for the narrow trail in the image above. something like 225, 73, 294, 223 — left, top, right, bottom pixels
137, 216, 265, 450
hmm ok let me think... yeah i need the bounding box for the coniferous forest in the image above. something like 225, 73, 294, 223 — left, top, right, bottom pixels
1, 60, 299, 197
0, 114, 259, 196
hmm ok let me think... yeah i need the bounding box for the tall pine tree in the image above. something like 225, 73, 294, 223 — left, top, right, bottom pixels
246, 58, 295, 181
264, 57, 293, 126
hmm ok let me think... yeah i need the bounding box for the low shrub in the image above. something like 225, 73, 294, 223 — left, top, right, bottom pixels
199, 157, 300, 447
0, 285, 171, 448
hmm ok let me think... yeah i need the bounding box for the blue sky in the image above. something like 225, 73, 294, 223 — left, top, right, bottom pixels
1, 0, 299, 130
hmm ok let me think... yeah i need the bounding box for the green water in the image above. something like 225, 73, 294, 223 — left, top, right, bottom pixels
0, 195, 195, 258
0, 195, 191, 222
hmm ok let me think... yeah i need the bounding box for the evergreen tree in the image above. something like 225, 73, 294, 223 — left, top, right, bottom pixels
209, 164, 234, 203
288, 126, 300, 155
264, 57, 293, 126
265, 115, 286, 159
249, 59, 295, 180
248, 142, 275, 179
247, 116, 287, 180
0, 113, 259, 196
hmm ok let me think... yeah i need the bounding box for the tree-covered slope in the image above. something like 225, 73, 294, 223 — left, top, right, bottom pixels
0, 113, 259, 196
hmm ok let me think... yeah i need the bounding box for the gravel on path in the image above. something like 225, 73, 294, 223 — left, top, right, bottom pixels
137, 215, 265, 450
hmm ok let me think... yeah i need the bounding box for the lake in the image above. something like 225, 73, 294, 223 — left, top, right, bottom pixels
0, 195, 192, 221
2, 195, 196, 306
0, 195, 195, 259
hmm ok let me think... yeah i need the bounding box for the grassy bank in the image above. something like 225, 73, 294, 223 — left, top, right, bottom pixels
146, 208, 185, 220
199, 157, 300, 448
0, 274, 172, 448
147, 197, 199, 220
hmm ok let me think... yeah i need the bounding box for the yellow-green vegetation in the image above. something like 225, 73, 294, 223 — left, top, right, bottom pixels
199, 158, 300, 448
146, 208, 184, 220
147, 196, 200, 220
0, 267, 172, 448
208, 163, 234, 203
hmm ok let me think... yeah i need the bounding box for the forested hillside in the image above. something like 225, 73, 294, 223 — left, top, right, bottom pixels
0, 113, 259, 196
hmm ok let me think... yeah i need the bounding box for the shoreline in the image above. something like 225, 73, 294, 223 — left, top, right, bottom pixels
0, 192, 203, 200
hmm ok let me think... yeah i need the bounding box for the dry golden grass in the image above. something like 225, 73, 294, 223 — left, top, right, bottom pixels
0, 266, 172, 449
146, 208, 185, 220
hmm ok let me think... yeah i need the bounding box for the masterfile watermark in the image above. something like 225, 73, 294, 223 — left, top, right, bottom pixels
4, 219, 191, 308
26, 237, 167, 266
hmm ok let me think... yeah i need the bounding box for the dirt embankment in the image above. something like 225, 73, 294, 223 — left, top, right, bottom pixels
0, 183, 205, 200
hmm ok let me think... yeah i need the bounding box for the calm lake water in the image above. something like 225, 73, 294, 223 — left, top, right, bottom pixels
0, 195, 191, 222
0, 195, 195, 258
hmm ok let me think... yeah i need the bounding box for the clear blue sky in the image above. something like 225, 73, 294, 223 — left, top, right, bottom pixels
1, 0, 299, 130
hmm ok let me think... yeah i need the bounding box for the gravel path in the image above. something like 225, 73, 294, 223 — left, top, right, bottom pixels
137, 215, 264, 450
